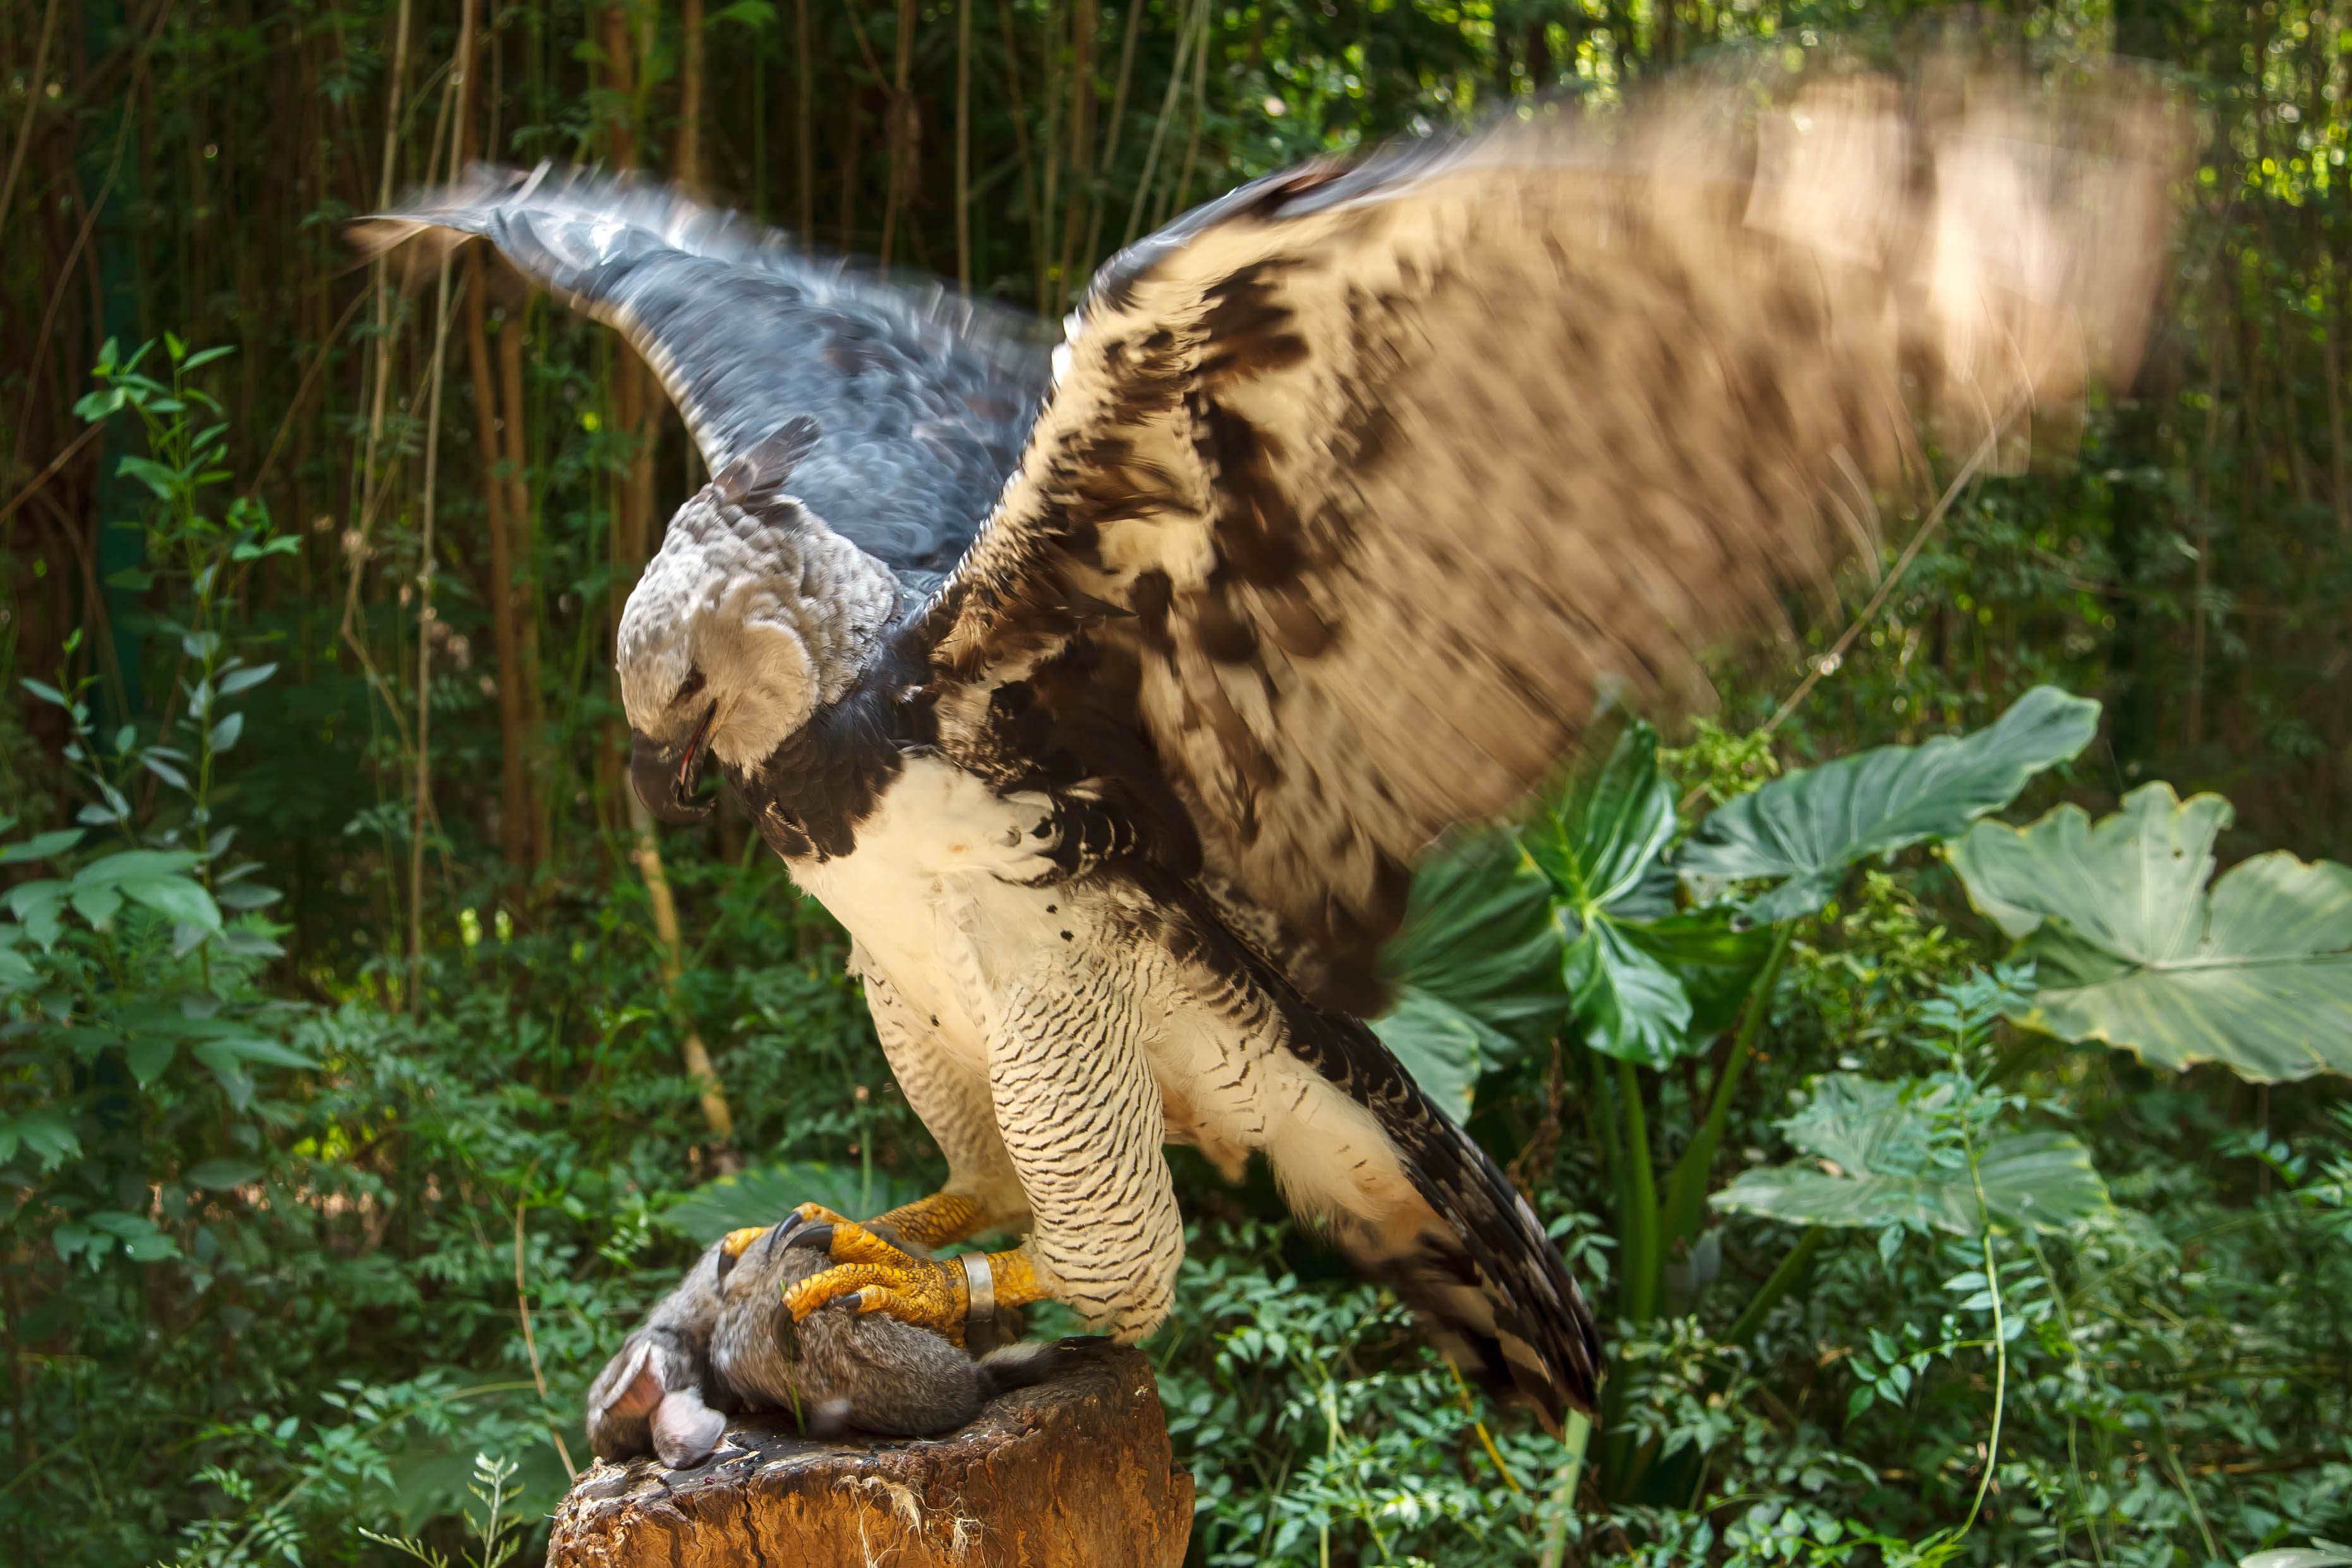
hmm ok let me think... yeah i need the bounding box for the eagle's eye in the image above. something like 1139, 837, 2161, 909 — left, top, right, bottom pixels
673, 668, 708, 706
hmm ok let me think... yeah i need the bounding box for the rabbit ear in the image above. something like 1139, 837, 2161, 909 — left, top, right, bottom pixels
649, 1388, 729, 1469
599, 1339, 668, 1421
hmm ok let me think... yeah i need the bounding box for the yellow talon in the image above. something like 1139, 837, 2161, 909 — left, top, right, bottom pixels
780, 1219, 970, 1337
867, 1191, 996, 1250
720, 1225, 770, 1258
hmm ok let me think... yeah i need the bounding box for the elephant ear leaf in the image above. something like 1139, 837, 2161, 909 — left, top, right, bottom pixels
1373, 827, 1567, 1117
1523, 723, 1702, 1066
1681, 685, 2099, 924
1711, 1074, 2108, 1234
1950, 782, 2352, 1082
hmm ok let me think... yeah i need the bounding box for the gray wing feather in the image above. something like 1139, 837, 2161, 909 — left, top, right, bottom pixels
359, 165, 1051, 582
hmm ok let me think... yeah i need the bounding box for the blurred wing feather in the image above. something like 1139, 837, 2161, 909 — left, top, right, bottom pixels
924, 71, 2176, 1011
358, 166, 1051, 584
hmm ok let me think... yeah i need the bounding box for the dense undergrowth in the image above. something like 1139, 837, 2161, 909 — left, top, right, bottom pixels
8, 0, 2352, 1560
4, 356, 2347, 1564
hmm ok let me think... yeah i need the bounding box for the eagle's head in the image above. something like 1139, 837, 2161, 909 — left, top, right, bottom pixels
620, 419, 900, 823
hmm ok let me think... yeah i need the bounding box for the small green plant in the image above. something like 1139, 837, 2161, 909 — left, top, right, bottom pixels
361, 1452, 533, 1568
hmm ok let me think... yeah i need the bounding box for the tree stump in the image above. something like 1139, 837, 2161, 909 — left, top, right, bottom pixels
545, 1339, 1195, 1567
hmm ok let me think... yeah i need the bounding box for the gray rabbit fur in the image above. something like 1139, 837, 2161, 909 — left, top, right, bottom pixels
585, 1223, 1055, 1468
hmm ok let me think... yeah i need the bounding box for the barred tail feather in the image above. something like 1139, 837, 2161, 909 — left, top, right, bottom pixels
1334, 1114, 1605, 1429
1282, 1013, 1604, 1428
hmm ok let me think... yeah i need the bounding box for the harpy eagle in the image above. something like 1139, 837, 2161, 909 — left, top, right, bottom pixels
367, 68, 2171, 1427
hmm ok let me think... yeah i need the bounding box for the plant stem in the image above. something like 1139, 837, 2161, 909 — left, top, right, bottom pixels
1618, 1056, 1659, 1322
1957, 1073, 2006, 1541
1659, 921, 1794, 1251
1536, 1410, 1591, 1568
1723, 1224, 1824, 1347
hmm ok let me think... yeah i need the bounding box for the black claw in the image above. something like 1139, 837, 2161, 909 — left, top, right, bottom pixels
783, 1222, 836, 1255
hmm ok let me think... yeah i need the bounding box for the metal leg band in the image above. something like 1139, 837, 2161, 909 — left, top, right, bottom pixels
960, 1251, 996, 1327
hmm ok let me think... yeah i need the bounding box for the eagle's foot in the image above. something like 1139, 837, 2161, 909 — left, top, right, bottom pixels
865, 1190, 995, 1250
781, 1223, 1049, 1347
781, 1219, 970, 1341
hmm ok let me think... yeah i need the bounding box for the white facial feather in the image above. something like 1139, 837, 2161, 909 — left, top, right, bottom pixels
616, 484, 900, 768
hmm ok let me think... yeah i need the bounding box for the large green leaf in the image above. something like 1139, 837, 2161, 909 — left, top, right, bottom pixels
1371, 987, 1492, 1120
1711, 1075, 2108, 1234
1382, 828, 1564, 1035
2243, 1543, 2352, 1568
1681, 686, 2100, 924
1523, 722, 1677, 917
1561, 915, 1690, 1069
1619, 909, 1780, 1039
1951, 783, 2352, 1082
1374, 828, 1565, 1116
1523, 723, 1703, 1064
658, 1160, 926, 1244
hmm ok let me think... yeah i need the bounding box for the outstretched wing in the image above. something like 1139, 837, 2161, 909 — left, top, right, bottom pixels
920, 68, 2176, 1013
359, 166, 1051, 586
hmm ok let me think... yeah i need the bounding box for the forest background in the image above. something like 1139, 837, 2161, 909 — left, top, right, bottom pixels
2, 0, 2349, 1562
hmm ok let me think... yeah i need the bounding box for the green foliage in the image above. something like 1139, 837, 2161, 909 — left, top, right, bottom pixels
1372, 827, 1564, 1116
1954, 783, 2352, 1080
8, 0, 2352, 1557
1680, 686, 2100, 924
1712, 1073, 2110, 1236
659, 1159, 925, 1244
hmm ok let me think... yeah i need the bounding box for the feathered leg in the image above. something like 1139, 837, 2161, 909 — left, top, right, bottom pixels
853, 950, 1032, 1248
787, 959, 1183, 1344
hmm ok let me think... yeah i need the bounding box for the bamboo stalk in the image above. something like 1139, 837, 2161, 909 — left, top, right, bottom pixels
678, 0, 706, 199
880, 0, 916, 267
1123, 0, 1202, 248
630, 791, 741, 1161
1052, 0, 1095, 312
410, 0, 477, 1007
1037, 0, 1064, 311
796, 0, 814, 240
344, 0, 416, 959
497, 308, 547, 879
1076, 0, 1140, 279
0, 0, 60, 243
466, 263, 529, 873
996, 0, 1040, 294
955, 0, 970, 291
452, 15, 530, 874
1164, 0, 1211, 223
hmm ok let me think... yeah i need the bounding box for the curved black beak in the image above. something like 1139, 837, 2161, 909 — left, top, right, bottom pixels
630, 703, 718, 824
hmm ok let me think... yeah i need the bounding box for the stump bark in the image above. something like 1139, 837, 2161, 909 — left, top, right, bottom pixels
545, 1339, 1194, 1567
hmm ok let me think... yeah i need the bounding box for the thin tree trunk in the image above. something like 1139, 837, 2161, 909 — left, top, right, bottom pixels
629, 792, 740, 1162
1053, 0, 1095, 313
1037, 0, 1063, 312
880, 0, 916, 267
603, 3, 639, 172
598, 0, 736, 1155
2325, 255, 2350, 536
497, 313, 548, 879
0, 0, 61, 243
1076, 0, 1138, 279
996, 0, 1040, 292
678, 0, 706, 199
839, 83, 861, 250
467, 257, 529, 872
455, 0, 528, 876
955, 0, 969, 291
411, 0, 477, 1005
795, 0, 813, 240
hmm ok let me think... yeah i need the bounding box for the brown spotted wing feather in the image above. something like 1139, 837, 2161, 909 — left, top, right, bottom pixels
922, 71, 2176, 1013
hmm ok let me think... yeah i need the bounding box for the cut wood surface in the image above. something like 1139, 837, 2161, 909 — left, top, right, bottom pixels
545, 1339, 1194, 1567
